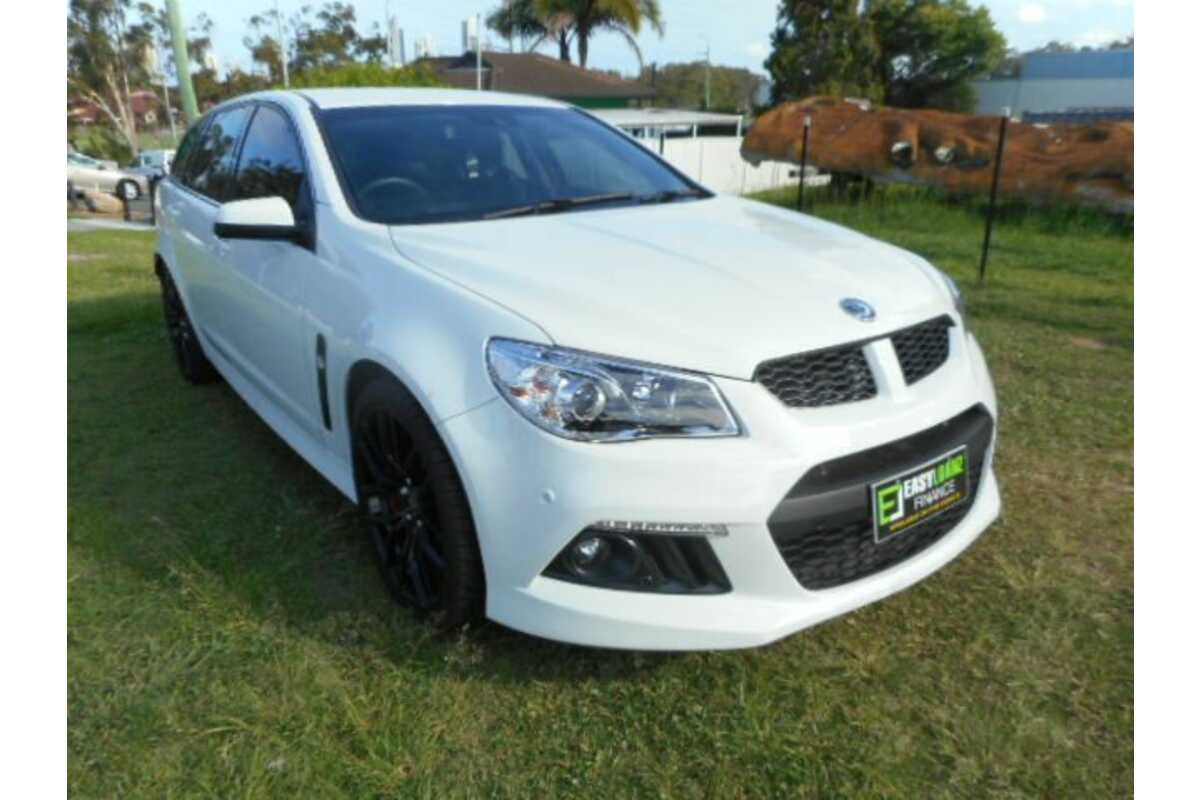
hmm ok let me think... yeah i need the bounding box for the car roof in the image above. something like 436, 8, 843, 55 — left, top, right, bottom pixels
249, 87, 571, 111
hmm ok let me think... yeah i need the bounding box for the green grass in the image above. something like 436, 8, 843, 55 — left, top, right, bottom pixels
68, 192, 1133, 798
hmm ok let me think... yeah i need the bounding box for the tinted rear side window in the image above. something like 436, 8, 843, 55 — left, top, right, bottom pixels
233, 106, 307, 210
170, 116, 209, 180
182, 105, 252, 200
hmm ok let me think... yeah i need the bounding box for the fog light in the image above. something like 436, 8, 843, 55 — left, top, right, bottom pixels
544, 528, 731, 594
566, 535, 609, 574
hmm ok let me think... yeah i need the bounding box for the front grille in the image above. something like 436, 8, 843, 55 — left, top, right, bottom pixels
755, 344, 877, 408
768, 404, 993, 591
755, 316, 954, 409
892, 316, 952, 385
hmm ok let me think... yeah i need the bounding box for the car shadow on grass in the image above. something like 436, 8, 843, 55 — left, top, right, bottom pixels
68, 295, 686, 686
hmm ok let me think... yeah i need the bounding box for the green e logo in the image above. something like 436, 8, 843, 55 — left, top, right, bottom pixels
878, 483, 903, 524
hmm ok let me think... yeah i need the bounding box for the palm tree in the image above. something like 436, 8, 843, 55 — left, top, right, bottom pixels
486, 0, 664, 69
486, 0, 571, 61
544, 0, 664, 68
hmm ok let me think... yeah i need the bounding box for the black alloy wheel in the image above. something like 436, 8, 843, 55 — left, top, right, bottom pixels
351, 377, 484, 629
158, 269, 218, 384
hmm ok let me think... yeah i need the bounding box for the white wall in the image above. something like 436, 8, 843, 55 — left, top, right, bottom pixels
634, 135, 824, 195
972, 78, 1134, 116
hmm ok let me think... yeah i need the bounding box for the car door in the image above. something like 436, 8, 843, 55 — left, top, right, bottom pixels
214, 102, 325, 437
169, 104, 254, 348
68, 154, 113, 193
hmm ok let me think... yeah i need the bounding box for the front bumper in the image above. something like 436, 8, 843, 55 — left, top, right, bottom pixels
441, 328, 1000, 650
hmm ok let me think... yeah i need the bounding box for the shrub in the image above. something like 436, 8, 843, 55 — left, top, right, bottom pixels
289, 63, 446, 89
69, 126, 132, 165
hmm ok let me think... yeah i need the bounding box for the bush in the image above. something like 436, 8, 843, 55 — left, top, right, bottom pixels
289, 62, 446, 89
69, 126, 132, 165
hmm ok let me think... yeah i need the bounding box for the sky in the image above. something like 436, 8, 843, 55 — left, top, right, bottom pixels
188, 0, 1135, 79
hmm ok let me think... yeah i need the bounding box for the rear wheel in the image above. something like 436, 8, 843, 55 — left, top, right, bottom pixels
158, 268, 218, 384
351, 377, 484, 629
117, 179, 140, 201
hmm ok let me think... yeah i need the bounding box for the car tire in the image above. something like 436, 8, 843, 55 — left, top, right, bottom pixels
158, 268, 218, 384
117, 179, 140, 201
351, 376, 485, 630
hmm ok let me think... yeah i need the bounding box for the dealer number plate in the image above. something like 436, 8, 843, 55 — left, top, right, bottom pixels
871, 446, 970, 543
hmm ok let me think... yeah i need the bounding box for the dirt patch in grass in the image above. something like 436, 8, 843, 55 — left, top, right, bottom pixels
1070, 335, 1108, 350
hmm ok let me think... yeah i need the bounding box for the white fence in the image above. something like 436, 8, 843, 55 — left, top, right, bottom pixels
632, 135, 826, 196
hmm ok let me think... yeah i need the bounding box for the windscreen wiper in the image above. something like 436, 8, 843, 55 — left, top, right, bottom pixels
636, 188, 708, 204
483, 192, 636, 220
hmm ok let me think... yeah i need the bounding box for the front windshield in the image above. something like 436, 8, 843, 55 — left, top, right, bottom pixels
319, 105, 708, 225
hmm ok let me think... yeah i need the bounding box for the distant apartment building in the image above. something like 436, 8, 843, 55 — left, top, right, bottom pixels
972, 49, 1133, 123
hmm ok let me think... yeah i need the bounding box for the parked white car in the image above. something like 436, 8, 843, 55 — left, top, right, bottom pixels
68, 151, 148, 199
154, 89, 1000, 650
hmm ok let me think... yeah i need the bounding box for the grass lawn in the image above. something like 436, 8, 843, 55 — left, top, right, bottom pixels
68, 191, 1133, 798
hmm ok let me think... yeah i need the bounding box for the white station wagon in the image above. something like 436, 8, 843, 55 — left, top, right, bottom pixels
154, 88, 1000, 650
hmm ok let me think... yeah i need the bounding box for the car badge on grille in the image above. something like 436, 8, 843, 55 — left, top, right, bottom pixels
840, 298, 876, 322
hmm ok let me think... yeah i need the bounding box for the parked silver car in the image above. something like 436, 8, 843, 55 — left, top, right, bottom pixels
67, 151, 149, 200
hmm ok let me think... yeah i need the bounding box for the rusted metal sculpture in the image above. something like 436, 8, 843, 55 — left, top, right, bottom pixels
741, 97, 1133, 213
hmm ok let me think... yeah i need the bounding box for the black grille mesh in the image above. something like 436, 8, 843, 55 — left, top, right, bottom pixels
755, 316, 954, 409
776, 463, 983, 590
755, 345, 877, 408
892, 316, 952, 385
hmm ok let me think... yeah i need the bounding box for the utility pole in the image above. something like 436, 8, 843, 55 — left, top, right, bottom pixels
156, 46, 178, 143
274, 0, 290, 87
700, 38, 711, 110
165, 0, 199, 124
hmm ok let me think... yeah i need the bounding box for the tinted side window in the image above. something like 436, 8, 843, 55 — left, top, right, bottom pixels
184, 106, 252, 200
171, 115, 210, 180
233, 106, 306, 209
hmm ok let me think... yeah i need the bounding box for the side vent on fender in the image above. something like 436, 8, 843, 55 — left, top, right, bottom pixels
316, 335, 332, 431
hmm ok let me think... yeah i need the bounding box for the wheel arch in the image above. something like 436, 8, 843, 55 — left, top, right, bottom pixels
342, 357, 490, 606
342, 358, 451, 482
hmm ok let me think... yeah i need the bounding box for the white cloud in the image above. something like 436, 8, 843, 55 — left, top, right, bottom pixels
1073, 28, 1122, 47
745, 41, 770, 61
1018, 3, 1049, 23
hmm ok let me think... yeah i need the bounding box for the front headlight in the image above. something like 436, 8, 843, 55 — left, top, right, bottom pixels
940, 270, 968, 329
486, 339, 740, 442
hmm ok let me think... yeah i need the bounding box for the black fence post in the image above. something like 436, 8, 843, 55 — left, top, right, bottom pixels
659, 130, 665, 156
149, 176, 159, 227
122, 188, 132, 222
978, 111, 1010, 284
796, 114, 811, 212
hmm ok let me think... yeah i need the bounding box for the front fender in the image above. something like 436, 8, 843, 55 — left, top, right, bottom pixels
309, 211, 551, 483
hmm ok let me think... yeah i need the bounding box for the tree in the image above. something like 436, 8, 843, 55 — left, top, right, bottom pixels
868, 0, 1006, 110
487, 0, 571, 60
244, 6, 298, 84
289, 62, 445, 88
764, 0, 1006, 111
640, 61, 766, 113
292, 2, 363, 72
129, 4, 213, 72
68, 0, 146, 155
245, 2, 388, 81
484, 0, 664, 68
765, 1, 881, 104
